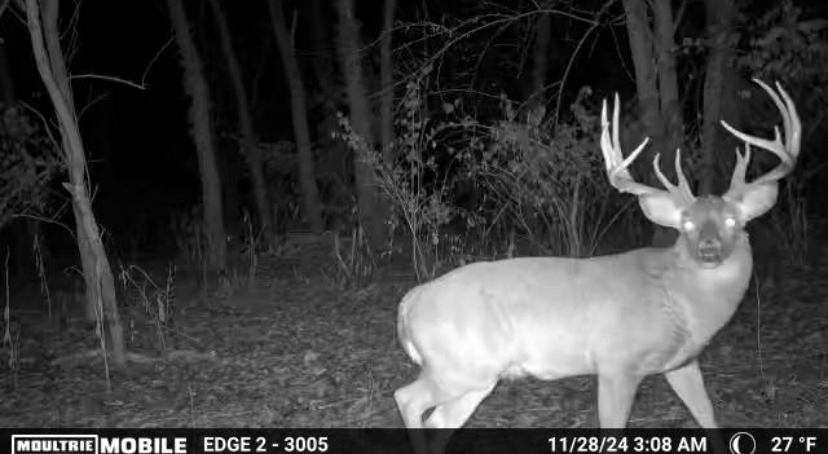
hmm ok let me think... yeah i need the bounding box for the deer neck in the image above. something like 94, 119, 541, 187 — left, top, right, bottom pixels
660, 233, 754, 346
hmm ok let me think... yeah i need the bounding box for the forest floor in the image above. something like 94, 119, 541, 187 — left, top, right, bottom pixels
0, 234, 826, 430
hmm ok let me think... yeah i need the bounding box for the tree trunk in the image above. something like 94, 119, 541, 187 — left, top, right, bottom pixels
380, 0, 397, 162
701, 0, 736, 195
206, 0, 273, 240
25, 0, 125, 366
307, 0, 350, 226
268, 0, 323, 233
334, 0, 386, 250
622, 0, 680, 247
652, 0, 682, 175
621, 0, 661, 178
307, 0, 337, 100
167, 0, 226, 270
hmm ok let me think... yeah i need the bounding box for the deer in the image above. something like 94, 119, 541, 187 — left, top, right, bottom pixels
393, 79, 801, 454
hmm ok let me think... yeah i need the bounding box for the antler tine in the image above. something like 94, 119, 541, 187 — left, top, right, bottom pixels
652, 149, 695, 205
599, 94, 655, 197
774, 81, 802, 158
728, 143, 752, 193
721, 79, 801, 197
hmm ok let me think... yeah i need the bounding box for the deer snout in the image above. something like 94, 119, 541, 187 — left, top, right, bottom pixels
697, 237, 723, 264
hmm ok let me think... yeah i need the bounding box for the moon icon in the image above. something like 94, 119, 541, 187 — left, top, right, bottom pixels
729, 432, 756, 454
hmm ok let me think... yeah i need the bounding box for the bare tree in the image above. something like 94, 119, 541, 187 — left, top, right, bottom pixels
306, 0, 350, 223
622, 0, 683, 173
652, 0, 682, 163
167, 0, 227, 270
379, 0, 397, 161
334, 0, 386, 249
621, 0, 683, 246
207, 0, 274, 240
267, 0, 323, 233
23, 0, 125, 365
700, 0, 737, 194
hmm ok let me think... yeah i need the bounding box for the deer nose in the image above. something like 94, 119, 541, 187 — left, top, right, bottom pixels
698, 238, 721, 261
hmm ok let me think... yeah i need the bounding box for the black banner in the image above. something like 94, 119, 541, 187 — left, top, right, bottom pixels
2, 429, 824, 454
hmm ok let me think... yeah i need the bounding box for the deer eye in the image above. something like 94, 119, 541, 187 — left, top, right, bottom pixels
682, 220, 696, 231
724, 217, 737, 228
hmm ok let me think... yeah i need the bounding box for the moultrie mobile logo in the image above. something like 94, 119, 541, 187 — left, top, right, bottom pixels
11, 434, 188, 454
12, 435, 97, 454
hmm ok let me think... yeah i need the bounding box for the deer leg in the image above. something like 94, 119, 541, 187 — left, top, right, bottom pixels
664, 360, 716, 428
597, 372, 642, 428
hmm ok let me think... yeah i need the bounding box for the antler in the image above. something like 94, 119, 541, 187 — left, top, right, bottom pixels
721, 80, 801, 200
600, 94, 695, 207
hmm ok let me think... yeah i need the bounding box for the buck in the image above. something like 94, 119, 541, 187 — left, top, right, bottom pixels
394, 80, 801, 454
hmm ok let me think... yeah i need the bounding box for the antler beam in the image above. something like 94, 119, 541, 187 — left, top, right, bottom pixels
600, 94, 695, 207
721, 80, 802, 199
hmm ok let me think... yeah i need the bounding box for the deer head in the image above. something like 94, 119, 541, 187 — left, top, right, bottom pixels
601, 80, 801, 267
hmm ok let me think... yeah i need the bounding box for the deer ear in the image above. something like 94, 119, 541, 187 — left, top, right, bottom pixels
638, 193, 684, 229
730, 183, 779, 223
